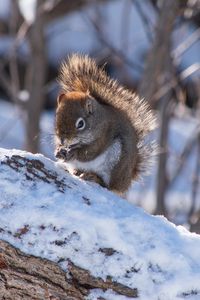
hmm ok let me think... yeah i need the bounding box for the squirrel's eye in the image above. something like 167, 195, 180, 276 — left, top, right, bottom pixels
75, 117, 86, 130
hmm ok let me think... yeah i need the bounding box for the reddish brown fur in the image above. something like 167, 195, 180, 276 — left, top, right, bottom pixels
55, 92, 138, 194
55, 55, 157, 195
58, 91, 88, 103
56, 92, 88, 140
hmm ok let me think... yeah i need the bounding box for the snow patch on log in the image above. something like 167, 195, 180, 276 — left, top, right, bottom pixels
0, 148, 200, 300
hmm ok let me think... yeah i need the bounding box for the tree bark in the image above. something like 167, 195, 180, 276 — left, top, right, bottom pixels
0, 240, 137, 299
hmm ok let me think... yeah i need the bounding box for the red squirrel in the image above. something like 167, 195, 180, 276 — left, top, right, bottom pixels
55, 54, 156, 195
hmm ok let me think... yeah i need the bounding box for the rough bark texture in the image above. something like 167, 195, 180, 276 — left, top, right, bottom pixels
0, 154, 138, 300
0, 240, 82, 300
1, 154, 67, 193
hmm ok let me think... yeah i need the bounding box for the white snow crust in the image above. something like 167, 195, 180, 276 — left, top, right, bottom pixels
18, 0, 37, 24
0, 148, 200, 300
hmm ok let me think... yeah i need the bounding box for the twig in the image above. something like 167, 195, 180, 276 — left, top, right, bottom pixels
0, 109, 23, 143
86, 13, 143, 72
8, 0, 21, 105
172, 28, 200, 60
155, 94, 172, 216
0, 17, 29, 105
169, 126, 200, 188
180, 63, 200, 81
139, 0, 180, 104
41, 0, 62, 13
154, 63, 200, 101
0, 60, 17, 103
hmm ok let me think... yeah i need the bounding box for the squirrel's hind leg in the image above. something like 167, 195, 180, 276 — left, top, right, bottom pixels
79, 172, 106, 187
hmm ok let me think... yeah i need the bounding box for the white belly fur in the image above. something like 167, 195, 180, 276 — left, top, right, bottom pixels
64, 139, 122, 185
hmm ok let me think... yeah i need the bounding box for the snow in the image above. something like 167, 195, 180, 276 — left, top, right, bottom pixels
0, 100, 54, 158
88, 289, 133, 300
18, 90, 30, 102
0, 99, 199, 226
18, 0, 37, 24
0, 148, 200, 299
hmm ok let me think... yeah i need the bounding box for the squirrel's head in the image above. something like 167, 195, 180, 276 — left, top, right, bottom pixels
55, 91, 106, 161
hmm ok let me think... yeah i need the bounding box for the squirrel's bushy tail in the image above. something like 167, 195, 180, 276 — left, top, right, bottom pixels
59, 54, 157, 178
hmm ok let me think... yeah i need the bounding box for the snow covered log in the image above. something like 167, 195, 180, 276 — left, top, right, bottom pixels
0, 148, 200, 300
0, 240, 136, 300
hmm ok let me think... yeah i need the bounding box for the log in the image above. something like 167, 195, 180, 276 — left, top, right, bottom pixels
0, 148, 200, 299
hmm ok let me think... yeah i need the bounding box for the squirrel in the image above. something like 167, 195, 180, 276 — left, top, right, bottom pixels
55, 54, 156, 195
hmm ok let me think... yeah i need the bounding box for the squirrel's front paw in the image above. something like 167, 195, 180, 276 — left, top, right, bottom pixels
55, 147, 74, 161
79, 172, 106, 187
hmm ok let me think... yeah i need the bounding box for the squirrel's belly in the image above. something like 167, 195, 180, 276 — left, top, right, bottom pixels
65, 139, 122, 185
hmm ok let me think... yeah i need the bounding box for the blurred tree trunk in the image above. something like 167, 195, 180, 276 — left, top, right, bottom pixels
139, 0, 181, 215
44, 0, 107, 23
25, 0, 47, 153
139, 0, 181, 106
23, 0, 106, 153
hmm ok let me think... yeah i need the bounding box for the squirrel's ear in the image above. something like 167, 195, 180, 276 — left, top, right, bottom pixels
57, 93, 66, 106
85, 98, 94, 114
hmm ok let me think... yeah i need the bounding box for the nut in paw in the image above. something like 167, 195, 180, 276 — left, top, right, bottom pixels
55, 147, 73, 161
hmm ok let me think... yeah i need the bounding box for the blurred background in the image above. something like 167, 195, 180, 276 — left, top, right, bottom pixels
0, 0, 199, 232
